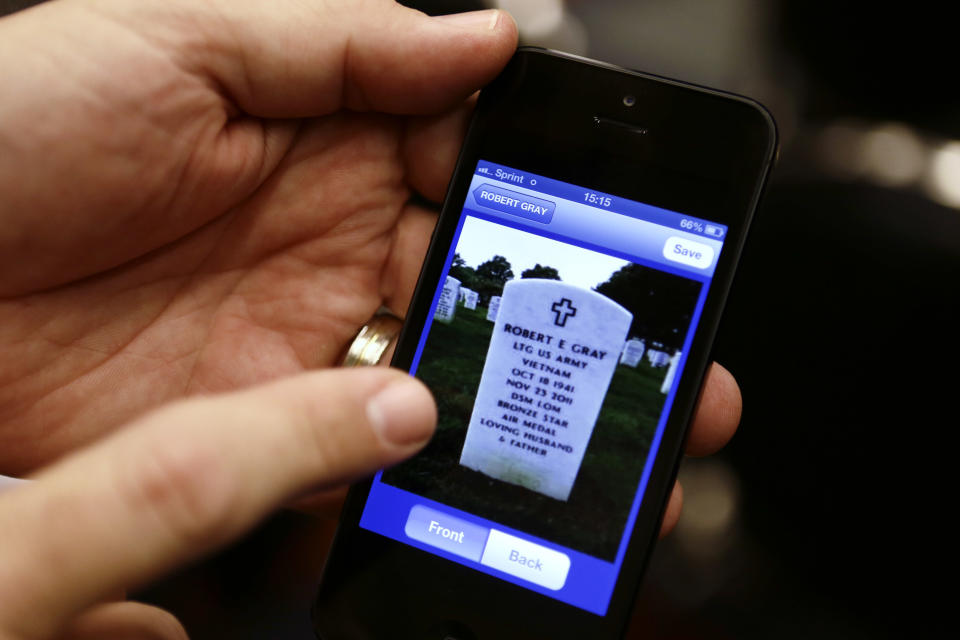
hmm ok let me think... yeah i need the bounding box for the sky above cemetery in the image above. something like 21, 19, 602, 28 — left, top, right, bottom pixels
456, 216, 630, 290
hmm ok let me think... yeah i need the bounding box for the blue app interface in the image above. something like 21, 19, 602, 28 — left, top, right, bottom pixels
359, 161, 726, 615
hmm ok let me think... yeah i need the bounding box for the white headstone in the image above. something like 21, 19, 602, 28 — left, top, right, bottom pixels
459, 279, 632, 501
646, 349, 669, 367
465, 290, 479, 310
619, 338, 645, 367
660, 351, 682, 394
434, 276, 460, 323
458, 288, 468, 303
486, 296, 502, 322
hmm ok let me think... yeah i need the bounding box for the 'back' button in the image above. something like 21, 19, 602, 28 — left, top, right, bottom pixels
479, 529, 570, 591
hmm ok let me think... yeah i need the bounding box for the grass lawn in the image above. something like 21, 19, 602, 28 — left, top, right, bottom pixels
382, 303, 668, 560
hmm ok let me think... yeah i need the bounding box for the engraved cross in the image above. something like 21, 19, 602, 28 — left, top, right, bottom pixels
551, 298, 577, 327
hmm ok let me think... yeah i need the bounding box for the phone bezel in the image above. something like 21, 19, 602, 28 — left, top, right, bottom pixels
312, 48, 776, 640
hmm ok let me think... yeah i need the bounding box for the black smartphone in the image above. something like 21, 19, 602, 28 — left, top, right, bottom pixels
313, 48, 776, 640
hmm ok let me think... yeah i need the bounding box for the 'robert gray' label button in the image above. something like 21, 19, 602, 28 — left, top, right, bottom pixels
472, 184, 555, 224
404, 505, 490, 562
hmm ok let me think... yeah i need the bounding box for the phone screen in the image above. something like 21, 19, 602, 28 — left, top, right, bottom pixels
358, 159, 727, 615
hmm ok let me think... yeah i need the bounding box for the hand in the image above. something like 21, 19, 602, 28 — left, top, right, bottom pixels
0, 367, 437, 640
0, 4, 739, 630
0, 0, 516, 473
0, 0, 740, 531
0, 368, 735, 640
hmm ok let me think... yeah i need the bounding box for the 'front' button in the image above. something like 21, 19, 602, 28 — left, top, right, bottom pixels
404, 505, 489, 562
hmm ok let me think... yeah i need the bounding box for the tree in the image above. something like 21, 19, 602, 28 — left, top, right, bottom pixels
473, 255, 514, 305
520, 264, 561, 280
594, 263, 701, 351
448, 252, 477, 291
475, 255, 514, 283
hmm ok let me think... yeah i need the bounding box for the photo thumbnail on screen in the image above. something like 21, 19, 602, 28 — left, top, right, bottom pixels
383, 216, 701, 560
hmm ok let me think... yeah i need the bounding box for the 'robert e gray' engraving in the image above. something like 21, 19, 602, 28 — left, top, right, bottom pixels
460, 279, 632, 501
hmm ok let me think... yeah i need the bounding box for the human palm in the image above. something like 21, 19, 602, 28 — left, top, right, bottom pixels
0, 0, 509, 474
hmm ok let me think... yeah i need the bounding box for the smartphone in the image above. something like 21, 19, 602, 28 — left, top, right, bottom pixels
312, 48, 776, 640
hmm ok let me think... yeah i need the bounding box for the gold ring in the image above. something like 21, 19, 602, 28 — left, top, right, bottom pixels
341, 313, 404, 367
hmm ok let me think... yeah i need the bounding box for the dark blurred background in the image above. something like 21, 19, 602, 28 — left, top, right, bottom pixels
4, 0, 955, 637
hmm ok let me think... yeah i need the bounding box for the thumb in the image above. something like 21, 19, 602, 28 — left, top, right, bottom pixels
0, 368, 434, 640
150, 0, 518, 117
59, 602, 188, 640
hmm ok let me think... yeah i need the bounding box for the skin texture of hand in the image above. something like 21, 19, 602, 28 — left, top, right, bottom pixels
0, 0, 742, 635
0, 0, 517, 472
0, 367, 438, 640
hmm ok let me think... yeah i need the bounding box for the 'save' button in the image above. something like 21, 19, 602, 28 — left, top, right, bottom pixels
662, 236, 715, 269
479, 529, 570, 591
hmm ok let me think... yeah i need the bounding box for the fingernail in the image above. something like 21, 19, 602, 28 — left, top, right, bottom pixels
434, 9, 502, 31
367, 378, 437, 447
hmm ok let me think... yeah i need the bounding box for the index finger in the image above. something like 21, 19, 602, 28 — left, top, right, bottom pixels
685, 362, 742, 456
0, 368, 435, 640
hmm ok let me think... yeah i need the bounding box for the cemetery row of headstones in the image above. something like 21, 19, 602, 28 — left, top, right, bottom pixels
617, 339, 681, 393
437, 277, 487, 324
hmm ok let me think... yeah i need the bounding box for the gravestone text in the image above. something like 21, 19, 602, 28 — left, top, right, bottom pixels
460, 279, 632, 501
486, 296, 501, 322
434, 276, 461, 323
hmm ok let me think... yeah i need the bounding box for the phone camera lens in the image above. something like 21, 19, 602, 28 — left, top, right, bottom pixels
622, 95, 636, 107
